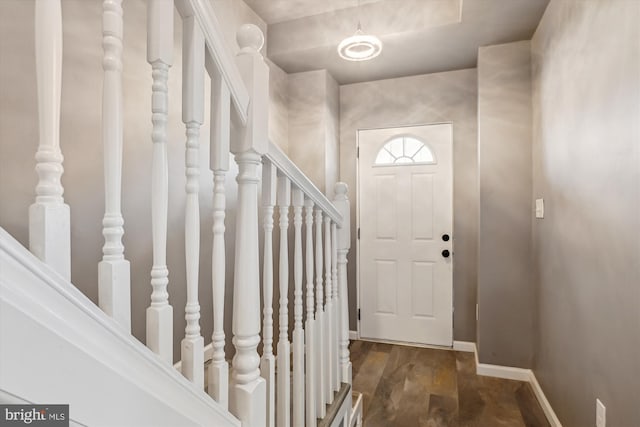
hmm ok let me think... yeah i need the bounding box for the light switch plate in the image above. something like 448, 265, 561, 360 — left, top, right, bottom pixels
596, 399, 606, 427
535, 198, 544, 218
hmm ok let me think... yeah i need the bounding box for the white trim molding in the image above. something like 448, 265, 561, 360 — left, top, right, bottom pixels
452, 341, 476, 353
476, 362, 531, 382
349, 330, 359, 341
528, 370, 563, 427
451, 341, 562, 427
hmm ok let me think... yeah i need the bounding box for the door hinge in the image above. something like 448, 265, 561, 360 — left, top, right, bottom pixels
357, 146, 360, 159
357, 228, 360, 239
358, 308, 361, 321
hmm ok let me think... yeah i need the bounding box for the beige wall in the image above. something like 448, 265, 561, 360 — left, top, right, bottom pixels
477, 41, 534, 367
531, 1, 640, 426
340, 69, 478, 339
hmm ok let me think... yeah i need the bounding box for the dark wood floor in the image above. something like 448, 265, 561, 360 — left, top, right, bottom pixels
350, 340, 550, 427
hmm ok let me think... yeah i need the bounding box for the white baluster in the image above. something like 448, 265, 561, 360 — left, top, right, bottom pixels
304, 199, 317, 426
324, 215, 333, 404
207, 55, 231, 408
146, 0, 174, 364
315, 208, 326, 418
99, 0, 130, 331
292, 187, 305, 426
331, 222, 340, 391
180, 15, 205, 388
230, 24, 268, 427
261, 160, 277, 427
276, 175, 291, 427
334, 183, 352, 385
30, 0, 70, 281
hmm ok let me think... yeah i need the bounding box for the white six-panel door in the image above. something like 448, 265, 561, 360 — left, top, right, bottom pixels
358, 124, 453, 346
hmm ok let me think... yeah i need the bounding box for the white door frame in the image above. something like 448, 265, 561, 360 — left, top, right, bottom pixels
354, 122, 455, 344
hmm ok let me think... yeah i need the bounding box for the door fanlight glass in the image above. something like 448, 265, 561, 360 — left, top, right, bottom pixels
374, 136, 435, 165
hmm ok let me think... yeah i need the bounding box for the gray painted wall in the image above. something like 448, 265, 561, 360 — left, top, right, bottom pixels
0, 0, 281, 363
531, 1, 640, 426
340, 69, 479, 340
477, 41, 534, 368
288, 69, 340, 197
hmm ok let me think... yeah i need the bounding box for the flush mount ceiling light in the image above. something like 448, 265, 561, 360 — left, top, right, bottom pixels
338, 22, 383, 61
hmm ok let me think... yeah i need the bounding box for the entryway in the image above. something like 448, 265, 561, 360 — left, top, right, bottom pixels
358, 124, 453, 346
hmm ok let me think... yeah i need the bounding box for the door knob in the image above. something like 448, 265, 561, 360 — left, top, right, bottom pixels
442, 249, 450, 258
442, 234, 450, 242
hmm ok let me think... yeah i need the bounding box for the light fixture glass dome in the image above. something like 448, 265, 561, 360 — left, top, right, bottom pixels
338, 24, 383, 62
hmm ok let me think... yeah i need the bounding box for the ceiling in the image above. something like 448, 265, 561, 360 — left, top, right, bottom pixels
245, 0, 550, 84
244, 0, 384, 24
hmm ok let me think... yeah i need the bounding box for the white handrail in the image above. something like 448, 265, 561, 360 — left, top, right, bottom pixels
175, 0, 250, 125
265, 142, 343, 226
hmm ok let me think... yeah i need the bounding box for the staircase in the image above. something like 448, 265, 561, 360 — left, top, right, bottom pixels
0, 1, 355, 426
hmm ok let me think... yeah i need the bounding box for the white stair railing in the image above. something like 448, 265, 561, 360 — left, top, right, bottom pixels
99, 0, 131, 332
277, 174, 292, 427
20, 0, 356, 425
304, 198, 318, 426
261, 161, 277, 427
315, 206, 326, 418
180, 13, 205, 388
31, 0, 70, 281
146, 0, 174, 365
262, 146, 352, 427
292, 186, 305, 427
207, 52, 231, 409
324, 214, 334, 405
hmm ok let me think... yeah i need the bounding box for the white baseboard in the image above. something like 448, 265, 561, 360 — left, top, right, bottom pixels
349, 330, 359, 340
453, 341, 562, 427
173, 342, 214, 371
476, 362, 531, 382
452, 340, 476, 353
528, 370, 563, 427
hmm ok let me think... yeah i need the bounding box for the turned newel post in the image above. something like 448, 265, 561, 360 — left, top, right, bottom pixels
334, 182, 352, 385
146, 0, 174, 364
230, 23, 268, 427
30, 0, 70, 281
99, 0, 131, 332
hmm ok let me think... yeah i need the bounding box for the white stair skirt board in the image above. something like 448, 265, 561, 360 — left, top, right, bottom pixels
0, 229, 240, 427
452, 341, 563, 427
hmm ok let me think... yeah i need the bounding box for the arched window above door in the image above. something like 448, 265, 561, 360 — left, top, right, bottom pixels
374, 136, 436, 166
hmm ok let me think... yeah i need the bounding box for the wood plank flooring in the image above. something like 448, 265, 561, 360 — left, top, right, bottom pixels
350, 340, 550, 427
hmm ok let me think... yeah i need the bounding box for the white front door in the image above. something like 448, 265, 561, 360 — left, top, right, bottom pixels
358, 124, 453, 346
